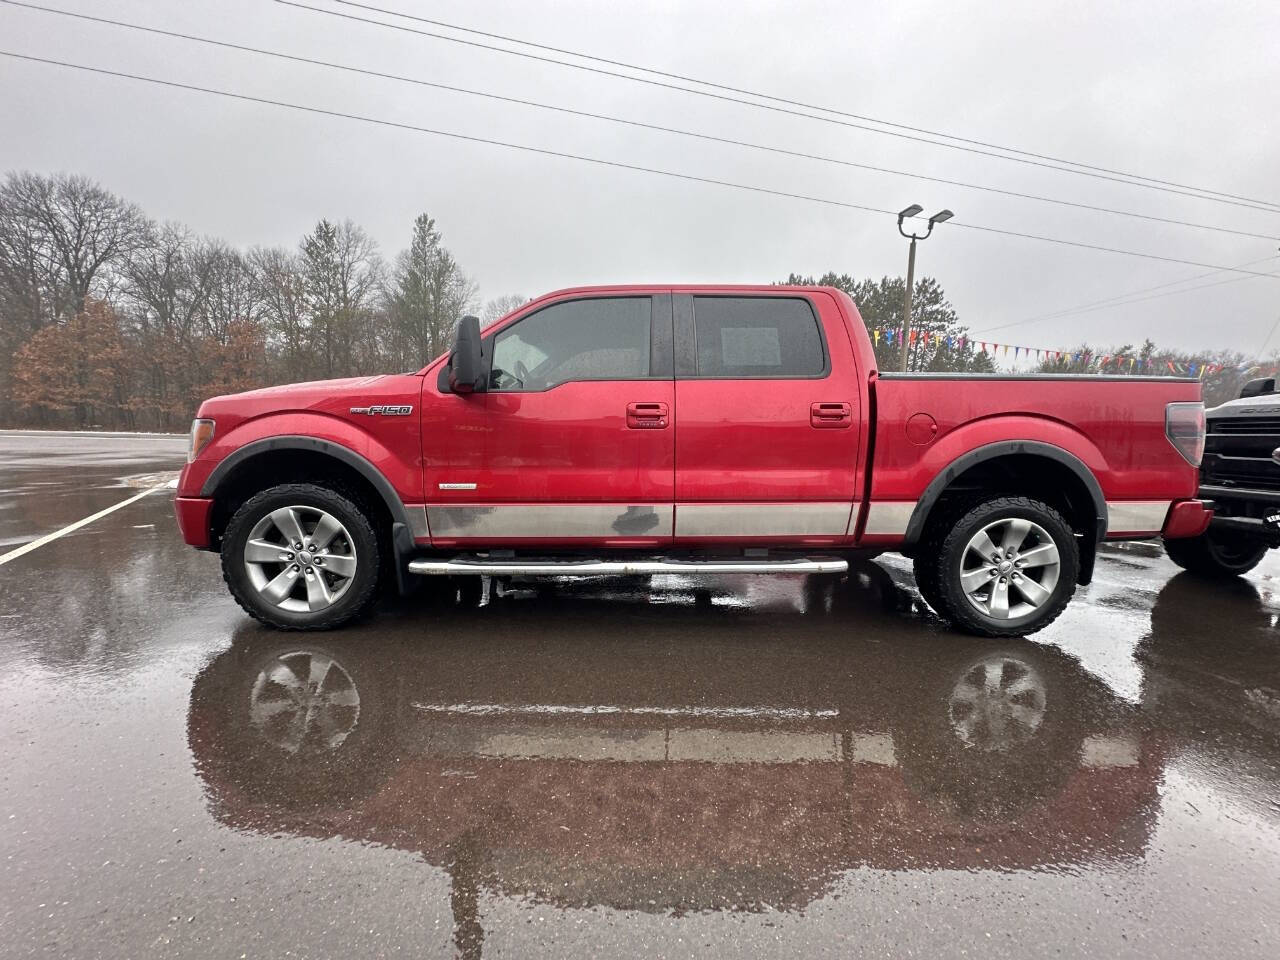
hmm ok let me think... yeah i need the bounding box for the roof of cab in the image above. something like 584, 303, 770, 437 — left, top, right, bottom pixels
531, 284, 843, 298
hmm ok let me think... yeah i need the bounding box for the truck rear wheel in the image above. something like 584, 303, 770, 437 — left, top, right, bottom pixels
919, 497, 1079, 637
1162, 530, 1268, 578
221, 483, 382, 630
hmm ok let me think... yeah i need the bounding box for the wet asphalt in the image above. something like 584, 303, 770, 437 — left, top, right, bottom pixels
1, 430, 1278, 959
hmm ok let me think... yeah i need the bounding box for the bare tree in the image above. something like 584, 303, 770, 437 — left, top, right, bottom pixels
120, 224, 217, 426
481, 293, 528, 326
249, 245, 309, 383
0, 171, 149, 422
0, 206, 48, 341
0, 171, 149, 322
124, 223, 212, 341
197, 241, 260, 346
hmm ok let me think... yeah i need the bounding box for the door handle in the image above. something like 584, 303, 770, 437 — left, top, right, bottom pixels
810, 402, 852, 429
627, 401, 669, 429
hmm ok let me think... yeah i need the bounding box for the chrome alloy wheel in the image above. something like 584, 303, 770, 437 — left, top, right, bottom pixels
959, 518, 1061, 620
243, 505, 358, 613
248, 650, 361, 753
947, 655, 1047, 751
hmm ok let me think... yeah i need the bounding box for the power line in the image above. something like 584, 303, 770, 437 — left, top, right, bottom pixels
980, 253, 1280, 329
975, 262, 1280, 335
5, 0, 1270, 242
4, 49, 1280, 281
326, 0, 1280, 211
281, 0, 1280, 215
1254, 310, 1280, 357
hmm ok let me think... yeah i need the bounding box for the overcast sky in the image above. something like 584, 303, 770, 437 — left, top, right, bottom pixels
2, 0, 1277, 357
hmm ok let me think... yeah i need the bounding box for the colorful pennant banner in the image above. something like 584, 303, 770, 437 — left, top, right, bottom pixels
879, 327, 1276, 378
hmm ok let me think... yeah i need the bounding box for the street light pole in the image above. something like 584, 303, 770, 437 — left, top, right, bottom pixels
896, 205, 953, 372
899, 235, 917, 372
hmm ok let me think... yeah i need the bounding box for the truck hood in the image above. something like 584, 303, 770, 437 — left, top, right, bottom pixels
197, 375, 388, 418
1207, 394, 1280, 418
219, 375, 387, 401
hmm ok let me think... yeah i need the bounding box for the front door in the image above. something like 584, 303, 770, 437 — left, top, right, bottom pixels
672, 291, 862, 545
424, 293, 675, 547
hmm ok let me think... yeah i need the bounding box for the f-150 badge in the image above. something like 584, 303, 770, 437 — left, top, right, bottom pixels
349, 405, 413, 416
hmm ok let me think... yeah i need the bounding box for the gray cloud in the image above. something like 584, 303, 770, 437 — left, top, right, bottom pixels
1, 0, 1276, 356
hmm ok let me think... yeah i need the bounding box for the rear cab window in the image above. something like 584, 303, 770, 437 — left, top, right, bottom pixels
688, 296, 828, 378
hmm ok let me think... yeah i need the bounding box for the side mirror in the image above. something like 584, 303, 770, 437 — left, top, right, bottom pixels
448, 315, 484, 394
1240, 377, 1275, 399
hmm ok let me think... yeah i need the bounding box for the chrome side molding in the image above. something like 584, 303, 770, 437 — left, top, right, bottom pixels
407, 557, 849, 577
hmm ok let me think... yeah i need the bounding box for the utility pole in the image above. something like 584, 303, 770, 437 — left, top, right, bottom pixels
897, 205, 954, 372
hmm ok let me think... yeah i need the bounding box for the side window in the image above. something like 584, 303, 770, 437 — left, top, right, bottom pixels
691, 296, 826, 378
490, 297, 652, 391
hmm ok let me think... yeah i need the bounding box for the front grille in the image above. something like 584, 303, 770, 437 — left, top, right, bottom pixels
1212, 418, 1280, 434
1203, 417, 1280, 491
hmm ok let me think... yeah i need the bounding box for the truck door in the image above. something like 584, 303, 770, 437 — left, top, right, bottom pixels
423, 293, 676, 546
672, 291, 861, 545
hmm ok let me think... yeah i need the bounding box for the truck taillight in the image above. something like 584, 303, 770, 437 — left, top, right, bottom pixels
188, 418, 215, 463
1165, 402, 1205, 467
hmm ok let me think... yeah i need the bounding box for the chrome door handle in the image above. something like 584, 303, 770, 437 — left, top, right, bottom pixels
626, 402, 669, 429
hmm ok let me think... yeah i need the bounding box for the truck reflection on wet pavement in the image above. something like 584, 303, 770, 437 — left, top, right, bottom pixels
190, 568, 1162, 955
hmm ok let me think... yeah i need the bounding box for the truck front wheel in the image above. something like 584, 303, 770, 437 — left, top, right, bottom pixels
221, 483, 382, 630
1162, 529, 1268, 578
917, 497, 1079, 637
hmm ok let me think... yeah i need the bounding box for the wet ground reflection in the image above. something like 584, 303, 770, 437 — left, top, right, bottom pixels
189, 566, 1164, 953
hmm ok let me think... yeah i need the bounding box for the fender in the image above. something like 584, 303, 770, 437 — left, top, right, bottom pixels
187, 405, 423, 504
902, 439, 1107, 548
200, 434, 412, 529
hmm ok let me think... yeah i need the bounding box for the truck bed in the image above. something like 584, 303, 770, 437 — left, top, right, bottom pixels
864, 372, 1202, 541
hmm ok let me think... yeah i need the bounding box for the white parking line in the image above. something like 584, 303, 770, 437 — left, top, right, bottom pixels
0, 429, 185, 439
0, 478, 176, 567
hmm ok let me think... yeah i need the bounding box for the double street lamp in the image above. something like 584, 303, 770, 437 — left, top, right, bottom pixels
896, 204, 953, 371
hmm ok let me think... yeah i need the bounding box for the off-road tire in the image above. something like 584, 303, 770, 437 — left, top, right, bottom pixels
221, 483, 382, 630
912, 496, 985, 619
920, 496, 1079, 638
912, 551, 946, 619
1163, 530, 1268, 578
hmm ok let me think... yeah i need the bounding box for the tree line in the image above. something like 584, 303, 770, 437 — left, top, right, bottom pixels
0, 170, 1261, 430
785, 272, 1266, 407
0, 171, 490, 430
782, 272, 996, 374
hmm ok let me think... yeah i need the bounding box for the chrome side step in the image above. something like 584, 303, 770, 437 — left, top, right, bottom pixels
407, 557, 849, 577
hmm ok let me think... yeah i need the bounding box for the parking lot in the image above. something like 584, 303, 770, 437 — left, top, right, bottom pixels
1, 430, 1278, 958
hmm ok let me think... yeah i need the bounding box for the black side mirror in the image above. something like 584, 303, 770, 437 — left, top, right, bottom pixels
1240, 377, 1275, 399
448, 316, 484, 394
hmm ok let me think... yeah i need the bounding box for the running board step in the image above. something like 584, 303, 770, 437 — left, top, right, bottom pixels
407, 557, 849, 577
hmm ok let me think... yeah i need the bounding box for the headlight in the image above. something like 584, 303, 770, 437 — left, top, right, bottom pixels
188, 419, 215, 463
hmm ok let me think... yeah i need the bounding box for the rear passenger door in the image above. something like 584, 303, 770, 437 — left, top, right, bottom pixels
672, 292, 861, 544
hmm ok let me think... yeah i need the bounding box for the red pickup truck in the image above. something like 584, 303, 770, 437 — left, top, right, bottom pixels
174, 284, 1210, 637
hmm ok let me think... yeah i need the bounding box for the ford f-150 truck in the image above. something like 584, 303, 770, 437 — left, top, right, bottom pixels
174, 284, 1211, 637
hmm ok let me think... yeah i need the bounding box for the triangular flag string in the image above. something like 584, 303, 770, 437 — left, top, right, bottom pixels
871, 326, 1265, 377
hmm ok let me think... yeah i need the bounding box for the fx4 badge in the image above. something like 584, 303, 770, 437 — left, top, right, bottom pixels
349, 405, 413, 416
